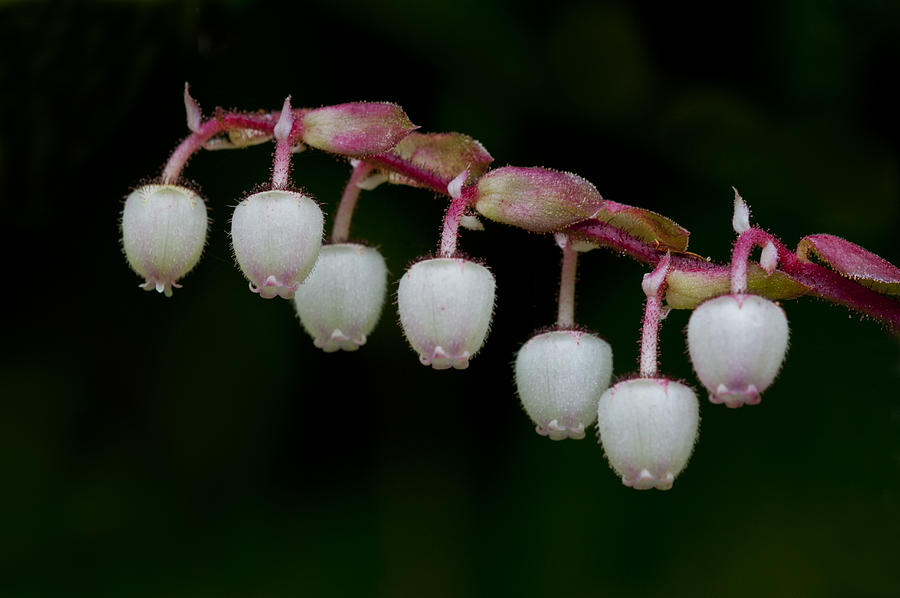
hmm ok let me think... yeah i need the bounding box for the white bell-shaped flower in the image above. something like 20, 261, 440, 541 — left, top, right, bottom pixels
293, 243, 388, 352
230, 190, 324, 299
687, 293, 789, 407
397, 258, 495, 369
121, 184, 208, 297
515, 330, 613, 440
597, 378, 699, 490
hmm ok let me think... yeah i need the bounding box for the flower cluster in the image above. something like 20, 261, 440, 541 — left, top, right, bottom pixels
120, 88, 900, 491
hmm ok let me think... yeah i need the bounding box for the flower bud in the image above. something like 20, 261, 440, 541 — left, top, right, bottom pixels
687, 293, 789, 407
473, 166, 603, 232
397, 258, 495, 369
301, 102, 416, 157
121, 184, 208, 297
597, 378, 700, 490
293, 243, 388, 352
515, 330, 613, 440
230, 190, 324, 299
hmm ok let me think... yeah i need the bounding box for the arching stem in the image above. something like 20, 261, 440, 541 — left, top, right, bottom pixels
161, 111, 285, 184
331, 161, 374, 243
731, 227, 778, 294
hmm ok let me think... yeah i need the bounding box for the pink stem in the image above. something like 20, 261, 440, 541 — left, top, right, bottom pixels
439, 189, 474, 258
639, 253, 671, 378
784, 258, 900, 333
161, 110, 295, 183
331, 161, 374, 243
363, 153, 452, 195
271, 127, 296, 190
566, 219, 717, 273
731, 227, 779, 294
570, 219, 900, 332
557, 237, 578, 328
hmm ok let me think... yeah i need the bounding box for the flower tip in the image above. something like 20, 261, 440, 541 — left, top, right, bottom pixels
624, 469, 675, 491
760, 241, 778, 273
274, 96, 294, 141
183, 83, 202, 133
641, 252, 671, 298
313, 329, 367, 353
732, 187, 751, 234
711, 383, 762, 408
447, 167, 469, 199
538, 420, 586, 441
419, 346, 471, 370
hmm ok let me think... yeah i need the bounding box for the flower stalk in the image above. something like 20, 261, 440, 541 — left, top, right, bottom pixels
331, 161, 374, 244
639, 252, 671, 378
556, 235, 578, 329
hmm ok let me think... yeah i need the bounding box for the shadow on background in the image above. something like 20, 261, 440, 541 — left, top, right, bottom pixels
2, 0, 899, 596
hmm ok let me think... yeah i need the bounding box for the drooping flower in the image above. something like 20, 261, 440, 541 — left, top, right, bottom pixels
397, 258, 495, 369
687, 293, 789, 407
121, 184, 208, 297
596, 378, 700, 490
230, 189, 324, 299
515, 330, 613, 440
293, 243, 388, 352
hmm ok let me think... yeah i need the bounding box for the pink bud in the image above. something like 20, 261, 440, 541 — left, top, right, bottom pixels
687, 294, 789, 407
397, 258, 495, 369
597, 378, 700, 490
515, 330, 613, 440
121, 184, 208, 297
473, 166, 603, 232
300, 102, 416, 157
293, 243, 388, 352
230, 190, 324, 299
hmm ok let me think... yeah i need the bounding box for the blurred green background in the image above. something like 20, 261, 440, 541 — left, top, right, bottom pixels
2, 0, 899, 596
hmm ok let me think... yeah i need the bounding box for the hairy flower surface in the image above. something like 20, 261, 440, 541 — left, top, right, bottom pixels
687, 293, 789, 407
597, 378, 699, 490
121, 184, 208, 297
515, 330, 613, 440
397, 258, 495, 369
231, 190, 324, 299
294, 243, 388, 352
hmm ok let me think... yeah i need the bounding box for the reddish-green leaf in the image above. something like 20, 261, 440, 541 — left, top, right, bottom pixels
386, 132, 493, 188
796, 234, 900, 295
593, 200, 690, 252
666, 264, 809, 309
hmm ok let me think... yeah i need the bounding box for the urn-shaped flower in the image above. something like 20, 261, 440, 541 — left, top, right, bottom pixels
230, 190, 324, 299
293, 243, 388, 352
515, 330, 613, 440
596, 378, 699, 490
397, 258, 495, 369
687, 293, 789, 407
121, 184, 208, 297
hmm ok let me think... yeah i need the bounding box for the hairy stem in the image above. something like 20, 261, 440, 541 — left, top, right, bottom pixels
271, 132, 294, 190
363, 153, 452, 195
332, 161, 374, 243
439, 190, 473, 258
639, 253, 671, 378
161, 111, 292, 184
557, 237, 578, 328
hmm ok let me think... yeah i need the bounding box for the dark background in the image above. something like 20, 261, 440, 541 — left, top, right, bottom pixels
3, 1, 900, 596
